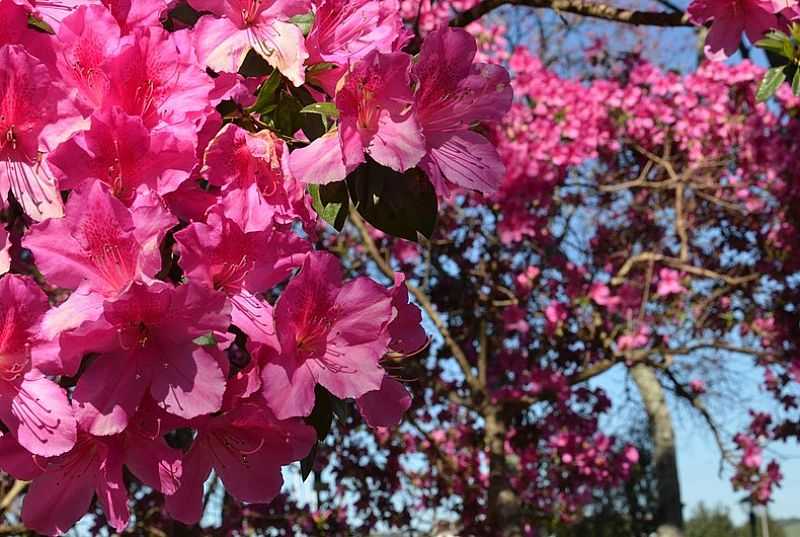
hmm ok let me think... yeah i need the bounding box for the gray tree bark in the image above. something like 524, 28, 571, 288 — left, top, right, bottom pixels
631, 364, 685, 537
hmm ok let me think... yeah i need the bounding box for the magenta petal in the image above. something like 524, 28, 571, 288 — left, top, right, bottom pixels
149, 347, 226, 419
124, 436, 183, 495
289, 131, 347, 184
260, 357, 317, 419
367, 111, 425, 173
5, 375, 77, 457
422, 130, 505, 195
356, 376, 411, 427
231, 292, 278, 345
165, 445, 213, 525
0, 433, 43, 480
73, 352, 150, 436
96, 451, 130, 532
22, 459, 98, 536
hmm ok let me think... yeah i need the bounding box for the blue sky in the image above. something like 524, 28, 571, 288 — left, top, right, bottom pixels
593, 364, 800, 524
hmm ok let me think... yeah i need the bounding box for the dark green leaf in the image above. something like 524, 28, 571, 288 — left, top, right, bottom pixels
300, 442, 317, 481
309, 182, 349, 231
307, 386, 334, 442
248, 69, 282, 113
756, 67, 787, 102
792, 69, 800, 96
290, 12, 315, 36
27, 15, 54, 34
300, 102, 340, 120
347, 160, 438, 242
273, 92, 304, 136
331, 397, 350, 423
239, 49, 272, 77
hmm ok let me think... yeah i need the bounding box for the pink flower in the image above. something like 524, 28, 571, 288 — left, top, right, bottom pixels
412, 27, 512, 195
0, 275, 77, 456
304, 0, 405, 94
0, 45, 67, 221
290, 50, 425, 184
105, 26, 212, 129
589, 283, 622, 309
55, 4, 122, 111
656, 268, 686, 296
25, 182, 175, 297
689, 379, 707, 394
386, 274, 427, 356
165, 396, 315, 525
306, 0, 404, 65
203, 123, 312, 231
189, 0, 310, 85
617, 324, 651, 352
258, 251, 394, 419
21, 411, 183, 536
0, 0, 56, 66
688, 0, 779, 60
62, 281, 230, 434
175, 208, 309, 343
48, 107, 194, 204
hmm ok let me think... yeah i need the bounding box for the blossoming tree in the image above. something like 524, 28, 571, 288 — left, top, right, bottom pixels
1, 0, 800, 536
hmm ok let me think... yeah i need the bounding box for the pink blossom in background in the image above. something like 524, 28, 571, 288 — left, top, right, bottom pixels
656, 268, 686, 296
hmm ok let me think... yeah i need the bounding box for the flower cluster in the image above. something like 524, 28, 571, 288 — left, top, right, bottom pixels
0, 0, 516, 533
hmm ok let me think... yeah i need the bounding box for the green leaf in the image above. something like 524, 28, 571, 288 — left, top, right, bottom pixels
248, 69, 282, 113
307, 386, 334, 442
300, 442, 317, 481
192, 333, 218, 347
347, 160, 438, 242
793, 69, 800, 96
273, 92, 304, 136
308, 62, 337, 75
756, 67, 787, 102
756, 31, 794, 59
290, 12, 315, 36
331, 397, 350, 423
790, 22, 800, 43
27, 15, 54, 34
309, 182, 349, 231
238, 49, 272, 77
300, 102, 340, 120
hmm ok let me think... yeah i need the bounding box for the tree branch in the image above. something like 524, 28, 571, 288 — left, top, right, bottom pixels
450, 0, 692, 28
349, 209, 481, 392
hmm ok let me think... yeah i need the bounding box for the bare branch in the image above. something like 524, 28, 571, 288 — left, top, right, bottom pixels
450, 0, 692, 29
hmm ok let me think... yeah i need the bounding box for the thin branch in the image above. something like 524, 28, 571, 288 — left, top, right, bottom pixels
611, 252, 759, 287
663, 369, 736, 475
450, 0, 692, 28
349, 209, 481, 391
0, 481, 26, 512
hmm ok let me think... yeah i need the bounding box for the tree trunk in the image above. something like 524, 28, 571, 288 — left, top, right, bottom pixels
631, 364, 684, 537
485, 405, 522, 537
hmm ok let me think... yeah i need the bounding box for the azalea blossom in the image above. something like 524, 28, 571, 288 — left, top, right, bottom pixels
0, 45, 68, 221
258, 251, 394, 419
688, 0, 780, 60
412, 27, 512, 195
165, 395, 315, 524
291, 50, 424, 184
0, 275, 77, 456
189, 0, 310, 85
